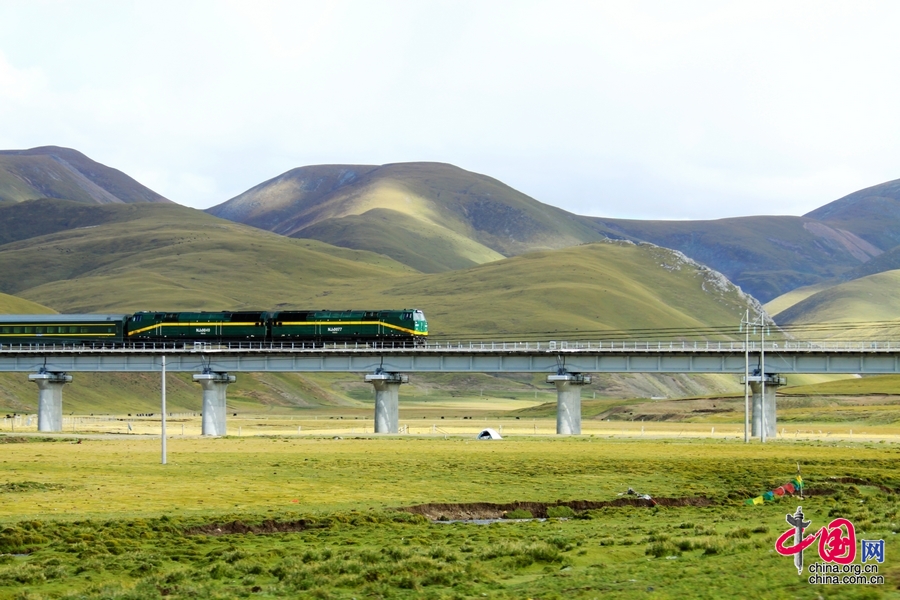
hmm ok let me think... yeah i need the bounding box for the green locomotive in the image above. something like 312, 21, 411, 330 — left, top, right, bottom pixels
0, 309, 427, 345
268, 309, 427, 342
126, 311, 268, 341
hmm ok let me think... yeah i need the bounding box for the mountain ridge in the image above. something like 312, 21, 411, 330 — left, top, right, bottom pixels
4, 145, 900, 306
0, 146, 170, 205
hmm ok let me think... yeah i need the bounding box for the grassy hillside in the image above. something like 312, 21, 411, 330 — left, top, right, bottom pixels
805, 177, 900, 250
763, 282, 833, 316
0, 198, 170, 246
773, 269, 900, 338
0, 292, 54, 314
370, 241, 760, 337
0, 201, 414, 311
0, 146, 169, 205
588, 215, 881, 303
296, 208, 504, 272
1, 201, 759, 337
838, 242, 900, 282
208, 162, 602, 272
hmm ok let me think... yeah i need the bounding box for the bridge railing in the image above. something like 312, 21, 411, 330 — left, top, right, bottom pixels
0, 340, 897, 354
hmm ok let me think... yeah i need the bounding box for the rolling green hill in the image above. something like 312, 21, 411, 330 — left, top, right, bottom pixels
365, 241, 761, 337
772, 269, 900, 338
0, 199, 415, 311
587, 215, 882, 303
207, 162, 602, 273
0, 292, 54, 314
763, 283, 832, 316
0, 146, 170, 205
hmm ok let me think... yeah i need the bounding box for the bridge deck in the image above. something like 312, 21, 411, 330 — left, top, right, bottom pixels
1, 340, 899, 374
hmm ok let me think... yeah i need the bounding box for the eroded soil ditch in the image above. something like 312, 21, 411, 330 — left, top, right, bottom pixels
400, 497, 712, 521
186, 519, 313, 536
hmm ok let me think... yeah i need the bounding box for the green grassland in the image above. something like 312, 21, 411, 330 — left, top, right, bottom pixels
783, 375, 900, 397
0, 435, 898, 598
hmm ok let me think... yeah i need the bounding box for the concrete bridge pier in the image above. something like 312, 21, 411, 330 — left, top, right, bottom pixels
547, 372, 591, 435
749, 374, 786, 440
365, 371, 408, 433
29, 371, 73, 432
193, 372, 236, 436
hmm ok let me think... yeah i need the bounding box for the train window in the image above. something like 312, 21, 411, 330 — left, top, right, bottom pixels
13, 327, 22, 334
0, 327, 8, 334
46, 327, 57, 334
81, 327, 89, 333
35, 327, 45, 334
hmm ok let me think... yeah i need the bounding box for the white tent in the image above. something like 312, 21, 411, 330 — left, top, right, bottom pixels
476, 428, 502, 440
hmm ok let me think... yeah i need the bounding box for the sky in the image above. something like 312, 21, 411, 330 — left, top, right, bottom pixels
1, 1, 899, 220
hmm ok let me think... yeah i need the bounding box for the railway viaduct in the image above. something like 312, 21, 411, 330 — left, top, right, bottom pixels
3, 339, 900, 439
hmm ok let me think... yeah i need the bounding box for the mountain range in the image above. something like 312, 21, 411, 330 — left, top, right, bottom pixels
205, 160, 900, 304
1, 146, 898, 340
1, 144, 896, 412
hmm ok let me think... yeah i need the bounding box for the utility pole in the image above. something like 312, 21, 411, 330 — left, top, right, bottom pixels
741, 310, 768, 443
741, 310, 750, 443
161, 355, 167, 464
760, 320, 767, 444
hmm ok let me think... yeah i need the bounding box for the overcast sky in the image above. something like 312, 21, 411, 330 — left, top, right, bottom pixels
1, 1, 898, 219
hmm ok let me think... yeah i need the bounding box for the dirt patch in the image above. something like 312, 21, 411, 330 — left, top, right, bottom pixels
826, 477, 897, 494
186, 519, 311, 536
400, 497, 712, 520
0, 436, 29, 444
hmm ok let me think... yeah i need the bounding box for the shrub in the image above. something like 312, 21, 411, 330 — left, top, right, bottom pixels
645, 541, 679, 558
726, 528, 752, 539
504, 509, 533, 519
547, 506, 576, 518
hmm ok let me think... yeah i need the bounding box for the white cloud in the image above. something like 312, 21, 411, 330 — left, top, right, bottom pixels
0, 0, 898, 217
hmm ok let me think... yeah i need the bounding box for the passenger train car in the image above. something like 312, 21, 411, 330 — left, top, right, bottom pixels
0, 309, 428, 345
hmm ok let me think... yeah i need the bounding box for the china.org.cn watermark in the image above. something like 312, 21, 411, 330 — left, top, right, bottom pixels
775, 506, 885, 585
